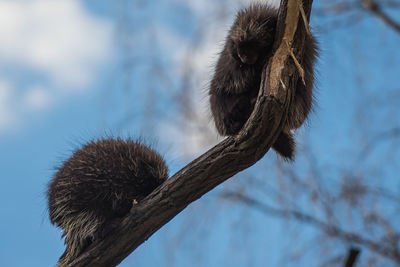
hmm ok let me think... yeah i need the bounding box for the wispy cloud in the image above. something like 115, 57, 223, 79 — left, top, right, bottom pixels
23, 85, 53, 111
0, 81, 16, 131
0, 0, 113, 134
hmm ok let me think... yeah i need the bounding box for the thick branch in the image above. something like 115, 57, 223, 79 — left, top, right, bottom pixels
66, 0, 313, 266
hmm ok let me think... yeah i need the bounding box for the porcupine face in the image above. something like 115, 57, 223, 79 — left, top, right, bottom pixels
228, 4, 277, 66
228, 39, 262, 65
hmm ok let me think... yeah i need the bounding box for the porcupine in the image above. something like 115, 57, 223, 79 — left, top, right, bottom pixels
209, 3, 318, 160
47, 138, 168, 266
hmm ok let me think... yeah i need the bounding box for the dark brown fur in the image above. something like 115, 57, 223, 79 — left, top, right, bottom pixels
47, 138, 168, 266
209, 4, 318, 160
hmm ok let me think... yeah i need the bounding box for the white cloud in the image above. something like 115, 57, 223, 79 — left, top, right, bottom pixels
0, 0, 112, 88
0, 0, 113, 134
23, 86, 52, 111
152, 26, 222, 158
159, 104, 220, 159
0, 81, 17, 131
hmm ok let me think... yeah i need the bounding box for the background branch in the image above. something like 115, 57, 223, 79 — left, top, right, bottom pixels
313, 0, 400, 34
222, 192, 400, 264
361, 0, 400, 34
344, 248, 360, 267
66, 0, 314, 266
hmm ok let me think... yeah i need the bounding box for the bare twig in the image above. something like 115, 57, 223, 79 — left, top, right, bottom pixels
344, 248, 360, 267
361, 0, 400, 34
314, 1, 400, 16
287, 40, 306, 85
360, 127, 400, 159
223, 192, 400, 264
299, 0, 311, 35
313, 0, 400, 35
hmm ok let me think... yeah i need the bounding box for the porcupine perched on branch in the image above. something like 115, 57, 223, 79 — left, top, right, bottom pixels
47, 138, 168, 266
209, 3, 318, 160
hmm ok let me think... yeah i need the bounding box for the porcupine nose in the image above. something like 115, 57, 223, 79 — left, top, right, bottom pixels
238, 53, 257, 65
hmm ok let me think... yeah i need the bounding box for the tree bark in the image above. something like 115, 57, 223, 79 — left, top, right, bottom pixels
66, 0, 314, 266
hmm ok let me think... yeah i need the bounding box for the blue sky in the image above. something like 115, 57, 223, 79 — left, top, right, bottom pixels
0, 0, 399, 266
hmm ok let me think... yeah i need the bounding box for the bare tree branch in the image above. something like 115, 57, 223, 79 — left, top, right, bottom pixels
223, 192, 400, 264
313, 0, 400, 35
361, 0, 400, 34
64, 0, 314, 266
344, 248, 360, 267
360, 127, 400, 159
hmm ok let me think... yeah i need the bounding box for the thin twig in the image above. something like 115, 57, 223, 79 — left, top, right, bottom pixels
299, 0, 312, 35
344, 248, 360, 267
223, 192, 400, 264
361, 0, 400, 34
287, 40, 306, 85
